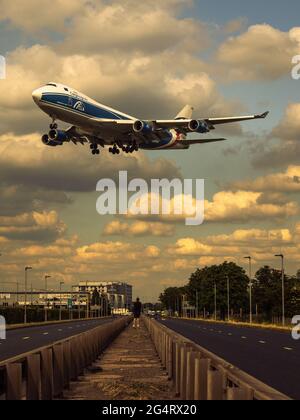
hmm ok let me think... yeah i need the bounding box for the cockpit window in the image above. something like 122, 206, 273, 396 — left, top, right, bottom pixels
64, 87, 69, 91
46, 83, 57, 87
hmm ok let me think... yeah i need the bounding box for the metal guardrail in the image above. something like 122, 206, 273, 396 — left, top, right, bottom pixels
0, 317, 131, 400
144, 316, 291, 401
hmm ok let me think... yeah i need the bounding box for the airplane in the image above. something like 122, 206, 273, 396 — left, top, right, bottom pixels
32, 82, 269, 156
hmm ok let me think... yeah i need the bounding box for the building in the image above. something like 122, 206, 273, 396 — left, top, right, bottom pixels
72, 282, 133, 314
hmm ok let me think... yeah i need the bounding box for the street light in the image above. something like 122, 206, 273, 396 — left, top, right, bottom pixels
44, 275, 51, 322
24, 266, 33, 324
275, 254, 285, 327
226, 276, 230, 322
59, 281, 64, 321
244, 256, 253, 324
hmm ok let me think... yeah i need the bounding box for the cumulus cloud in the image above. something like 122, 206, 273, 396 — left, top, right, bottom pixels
103, 220, 175, 237
0, 133, 182, 191
252, 104, 300, 168
230, 166, 300, 193
0, 0, 85, 33
205, 190, 299, 223
216, 24, 300, 81
0, 210, 66, 242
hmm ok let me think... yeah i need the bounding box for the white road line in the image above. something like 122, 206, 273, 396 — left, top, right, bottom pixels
228, 333, 232, 336
241, 336, 247, 339
283, 347, 293, 351
259, 341, 266, 344
58, 329, 62, 332
22, 337, 30, 340
43, 332, 49, 335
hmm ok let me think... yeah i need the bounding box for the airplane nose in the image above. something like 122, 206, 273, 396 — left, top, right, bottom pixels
32, 88, 42, 103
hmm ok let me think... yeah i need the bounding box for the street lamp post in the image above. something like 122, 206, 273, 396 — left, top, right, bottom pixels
227, 276, 230, 322
44, 275, 51, 322
24, 266, 33, 324
244, 256, 253, 324
59, 281, 64, 321
275, 254, 285, 327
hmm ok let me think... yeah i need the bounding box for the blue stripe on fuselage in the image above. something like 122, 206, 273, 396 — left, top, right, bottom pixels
41, 93, 130, 120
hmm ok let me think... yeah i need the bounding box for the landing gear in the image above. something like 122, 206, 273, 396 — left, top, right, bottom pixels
109, 144, 120, 155
90, 143, 100, 155
122, 142, 139, 154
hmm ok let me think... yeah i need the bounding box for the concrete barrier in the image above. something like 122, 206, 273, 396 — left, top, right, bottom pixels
144, 316, 291, 401
0, 317, 130, 400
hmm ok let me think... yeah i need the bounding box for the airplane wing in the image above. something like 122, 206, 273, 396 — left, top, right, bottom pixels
152, 111, 269, 130
90, 111, 269, 132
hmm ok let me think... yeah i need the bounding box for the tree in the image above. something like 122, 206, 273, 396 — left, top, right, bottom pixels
159, 287, 186, 314
253, 266, 300, 321
186, 262, 249, 319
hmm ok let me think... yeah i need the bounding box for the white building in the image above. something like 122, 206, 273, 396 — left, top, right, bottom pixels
72, 282, 133, 314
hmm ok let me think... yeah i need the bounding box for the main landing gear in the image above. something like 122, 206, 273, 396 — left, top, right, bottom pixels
90, 143, 100, 155
109, 144, 120, 155
122, 143, 139, 154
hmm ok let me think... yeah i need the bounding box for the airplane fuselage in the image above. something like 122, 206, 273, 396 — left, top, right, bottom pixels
32, 83, 186, 150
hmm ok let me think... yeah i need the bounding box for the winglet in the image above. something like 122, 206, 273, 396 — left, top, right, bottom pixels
258, 111, 269, 119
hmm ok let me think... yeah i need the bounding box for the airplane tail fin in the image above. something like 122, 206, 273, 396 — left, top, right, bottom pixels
175, 105, 194, 120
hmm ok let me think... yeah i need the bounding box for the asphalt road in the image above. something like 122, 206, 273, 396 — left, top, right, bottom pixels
0, 318, 114, 363
159, 318, 300, 400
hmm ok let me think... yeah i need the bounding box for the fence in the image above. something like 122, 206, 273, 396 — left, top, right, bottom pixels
0, 316, 131, 400
144, 316, 291, 401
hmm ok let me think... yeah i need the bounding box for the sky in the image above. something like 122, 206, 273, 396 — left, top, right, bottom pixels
0, 0, 300, 301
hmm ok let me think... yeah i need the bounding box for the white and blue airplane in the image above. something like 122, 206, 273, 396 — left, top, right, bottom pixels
32, 82, 269, 156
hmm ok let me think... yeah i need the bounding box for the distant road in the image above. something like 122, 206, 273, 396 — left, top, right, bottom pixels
0, 318, 114, 362
159, 318, 300, 400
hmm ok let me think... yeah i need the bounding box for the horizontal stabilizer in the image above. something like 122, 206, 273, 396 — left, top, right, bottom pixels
182, 138, 227, 145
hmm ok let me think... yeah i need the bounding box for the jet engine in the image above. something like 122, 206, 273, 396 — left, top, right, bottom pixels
41, 133, 63, 147
188, 120, 210, 134
48, 129, 70, 143
133, 120, 154, 134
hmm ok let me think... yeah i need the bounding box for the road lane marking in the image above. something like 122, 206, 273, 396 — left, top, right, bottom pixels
58, 329, 62, 332
283, 347, 293, 351
22, 337, 30, 340
228, 333, 232, 336
43, 332, 49, 335
241, 336, 247, 339
259, 341, 266, 344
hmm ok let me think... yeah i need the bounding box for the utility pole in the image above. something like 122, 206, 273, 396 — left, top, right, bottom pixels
244, 256, 253, 324
24, 266, 33, 324
275, 254, 285, 327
